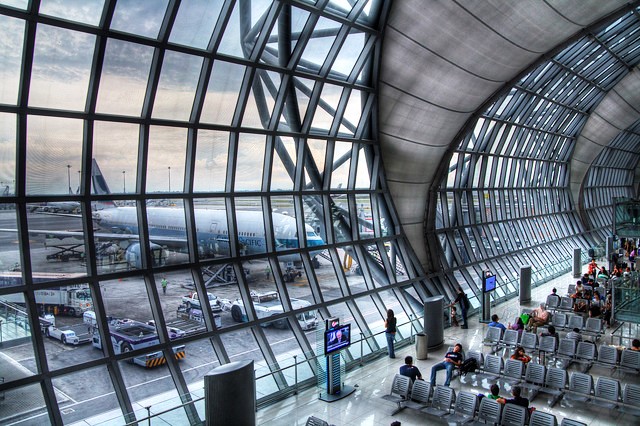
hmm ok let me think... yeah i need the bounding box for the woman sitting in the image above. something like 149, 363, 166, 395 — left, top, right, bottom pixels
509, 317, 525, 335
510, 346, 531, 364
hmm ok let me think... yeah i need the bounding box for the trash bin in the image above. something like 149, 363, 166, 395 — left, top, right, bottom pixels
415, 333, 428, 360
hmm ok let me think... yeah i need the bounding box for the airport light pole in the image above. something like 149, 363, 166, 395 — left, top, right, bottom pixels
122, 170, 126, 193
66, 165, 71, 194
168, 166, 171, 192
77, 170, 81, 193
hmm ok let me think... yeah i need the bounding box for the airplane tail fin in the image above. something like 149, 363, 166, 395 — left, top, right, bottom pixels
91, 159, 116, 209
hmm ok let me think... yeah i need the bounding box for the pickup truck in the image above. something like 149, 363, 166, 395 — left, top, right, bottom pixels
45, 324, 91, 345
181, 292, 222, 312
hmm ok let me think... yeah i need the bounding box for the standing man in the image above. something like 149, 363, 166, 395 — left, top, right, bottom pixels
161, 277, 168, 295
430, 343, 463, 387
449, 287, 470, 329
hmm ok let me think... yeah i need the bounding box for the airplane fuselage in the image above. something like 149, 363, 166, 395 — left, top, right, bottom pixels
93, 207, 324, 259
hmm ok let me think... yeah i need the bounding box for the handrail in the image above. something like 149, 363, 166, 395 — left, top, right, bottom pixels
122, 315, 422, 425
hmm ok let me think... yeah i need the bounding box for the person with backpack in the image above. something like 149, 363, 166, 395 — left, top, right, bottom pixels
449, 287, 470, 329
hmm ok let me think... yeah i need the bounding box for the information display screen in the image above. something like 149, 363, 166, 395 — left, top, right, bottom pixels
324, 323, 351, 355
483, 274, 497, 293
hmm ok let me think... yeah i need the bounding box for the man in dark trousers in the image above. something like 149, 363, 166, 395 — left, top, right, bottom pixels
449, 288, 470, 329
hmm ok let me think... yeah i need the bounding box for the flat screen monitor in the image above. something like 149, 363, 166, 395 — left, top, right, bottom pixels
324, 323, 351, 355
483, 274, 496, 293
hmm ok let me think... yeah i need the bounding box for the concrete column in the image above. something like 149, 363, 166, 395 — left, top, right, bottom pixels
424, 296, 444, 350
205, 360, 255, 426
519, 266, 532, 305
573, 248, 582, 278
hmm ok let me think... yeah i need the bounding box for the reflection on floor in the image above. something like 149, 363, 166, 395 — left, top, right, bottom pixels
256, 270, 640, 426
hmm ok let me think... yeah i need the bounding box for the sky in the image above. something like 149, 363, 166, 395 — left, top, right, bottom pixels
0, 0, 375, 194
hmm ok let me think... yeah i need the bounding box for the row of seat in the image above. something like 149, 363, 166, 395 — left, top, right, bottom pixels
461, 354, 640, 413
476, 336, 640, 377
484, 326, 608, 361
382, 374, 594, 426
546, 313, 603, 338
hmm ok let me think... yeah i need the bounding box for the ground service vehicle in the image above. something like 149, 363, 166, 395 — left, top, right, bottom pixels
181, 292, 222, 312
92, 318, 186, 368
174, 303, 221, 332
45, 324, 91, 345
0, 272, 92, 317
223, 291, 318, 330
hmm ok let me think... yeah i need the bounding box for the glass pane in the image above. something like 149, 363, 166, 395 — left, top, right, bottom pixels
27, 209, 87, 276
110, 0, 169, 39
155, 270, 212, 339
51, 366, 122, 424
39, 0, 105, 26
0, 206, 20, 272
169, 0, 225, 49
310, 83, 342, 134
147, 126, 187, 193
330, 142, 351, 189
303, 139, 326, 191
0, 113, 16, 196
96, 39, 154, 116
298, 17, 337, 73
0, 15, 24, 105
29, 25, 95, 111
152, 51, 202, 121
0, 383, 45, 422
234, 133, 265, 192
330, 29, 364, 77
201, 61, 245, 125
192, 199, 229, 260
235, 199, 266, 256
270, 137, 296, 191
26, 116, 83, 195
0, 292, 36, 353
93, 122, 139, 195
147, 199, 190, 264
194, 130, 229, 193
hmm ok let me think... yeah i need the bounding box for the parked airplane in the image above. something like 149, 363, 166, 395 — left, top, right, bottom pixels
30, 201, 81, 214
3, 160, 325, 264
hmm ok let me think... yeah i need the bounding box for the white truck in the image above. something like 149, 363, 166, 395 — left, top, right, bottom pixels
222, 290, 318, 330
0, 273, 92, 317
181, 292, 222, 312
45, 323, 92, 345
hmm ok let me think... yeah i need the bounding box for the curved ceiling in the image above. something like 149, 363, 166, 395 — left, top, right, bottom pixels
379, 0, 636, 270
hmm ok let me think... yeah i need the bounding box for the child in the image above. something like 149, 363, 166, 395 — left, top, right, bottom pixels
450, 306, 459, 327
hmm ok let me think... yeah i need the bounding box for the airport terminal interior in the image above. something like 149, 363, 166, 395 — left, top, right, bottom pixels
1, 0, 640, 425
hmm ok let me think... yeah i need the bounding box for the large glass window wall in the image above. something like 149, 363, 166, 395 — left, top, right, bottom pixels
433, 7, 640, 308
0, 1, 431, 424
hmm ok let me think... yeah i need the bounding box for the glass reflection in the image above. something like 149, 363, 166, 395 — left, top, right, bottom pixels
0, 15, 24, 105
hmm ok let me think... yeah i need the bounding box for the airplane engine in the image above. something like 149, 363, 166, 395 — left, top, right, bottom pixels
125, 242, 166, 268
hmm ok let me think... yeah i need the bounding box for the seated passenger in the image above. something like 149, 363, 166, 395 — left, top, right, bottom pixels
573, 295, 588, 313
509, 317, 525, 335
497, 386, 529, 408
479, 383, 502, 401
540, 325, 559, 345
399, 355, 423, 382
510, 346, 531, 364
566, 327, 582, 342
488, 314, 506, 331
631, 339, 640, 351
574, 281, 585, 295
528, 303, 550, 330
430, 343, 463, 387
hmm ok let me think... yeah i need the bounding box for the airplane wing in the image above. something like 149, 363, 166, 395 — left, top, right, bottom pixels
0, 228, 189, 246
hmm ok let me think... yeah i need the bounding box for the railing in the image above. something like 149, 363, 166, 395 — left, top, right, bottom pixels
91, 316, 424, 426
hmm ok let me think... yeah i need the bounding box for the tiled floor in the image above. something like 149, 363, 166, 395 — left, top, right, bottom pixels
256, 270, 640, 426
